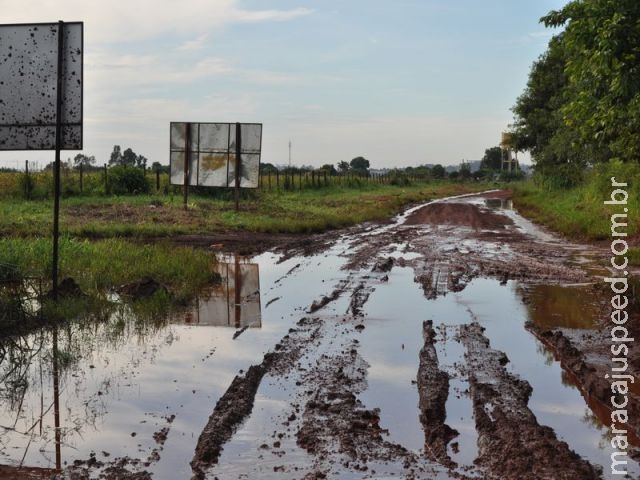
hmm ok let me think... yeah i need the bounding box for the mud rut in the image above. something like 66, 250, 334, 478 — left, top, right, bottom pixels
181, 191, 638, 480
48, 191, 639, 480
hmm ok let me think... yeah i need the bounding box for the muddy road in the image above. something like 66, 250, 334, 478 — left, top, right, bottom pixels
0, 190, 638, 479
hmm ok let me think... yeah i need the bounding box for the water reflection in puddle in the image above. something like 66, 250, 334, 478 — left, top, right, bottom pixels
176, 255, 262, 330
0, 249, 352, 478
484, 198, 513, 210
520, 283, 602, 330
0, 199, 638, 478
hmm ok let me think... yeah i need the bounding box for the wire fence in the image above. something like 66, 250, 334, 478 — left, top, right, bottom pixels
0, 163, 431, 199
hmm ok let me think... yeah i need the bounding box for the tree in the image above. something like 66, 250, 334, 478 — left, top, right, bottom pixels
73, 153, 96, 169
109, 145, 123, 166
151, 161, 168, 174
541, 1, 640, 162
108, 166, 150, 194
136, 155, 148, 169
511, 34, 577, 168
480, 147, 503, 171
122, 148, 137, 167
431, 164, 446, 179
337, 161, 350, 173
319, 163, 337, 175
260, 162, 278, 174
350, 156, 370, 174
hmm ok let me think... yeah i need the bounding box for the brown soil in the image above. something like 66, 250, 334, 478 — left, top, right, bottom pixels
404, 202, 513, 230
52, 189, 640, 479
526, 320, 640, 448
417, 320, 457, 466
0, 465, 58, 480
459, 322, 602, 480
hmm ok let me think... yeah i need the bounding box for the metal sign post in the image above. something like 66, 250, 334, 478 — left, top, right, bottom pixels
234, 122, 241, 211
0, 21, 83, 299
184, 122, 191, 210
52, 20, 65, 299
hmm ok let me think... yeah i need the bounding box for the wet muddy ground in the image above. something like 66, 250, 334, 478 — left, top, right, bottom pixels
1, 190, 639, 479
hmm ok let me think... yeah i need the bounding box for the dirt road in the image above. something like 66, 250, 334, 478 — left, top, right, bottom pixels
3, 190, 638, 479
185, 190, 638, 479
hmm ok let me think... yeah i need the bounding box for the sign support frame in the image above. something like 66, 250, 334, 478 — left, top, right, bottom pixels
51, 20, 65, 299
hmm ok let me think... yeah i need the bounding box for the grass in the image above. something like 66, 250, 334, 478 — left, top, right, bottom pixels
0, 180, 490, 238
0, 237, 219, 301
0, 178, 492, 308
512, 162, 640, 266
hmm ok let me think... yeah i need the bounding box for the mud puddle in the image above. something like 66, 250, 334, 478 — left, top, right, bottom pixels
1, 190, 639, 479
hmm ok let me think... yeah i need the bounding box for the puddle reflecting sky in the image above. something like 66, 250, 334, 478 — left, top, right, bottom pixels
0, 201, 638, 478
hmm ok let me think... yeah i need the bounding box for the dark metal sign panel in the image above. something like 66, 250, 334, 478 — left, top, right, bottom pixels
169, 122, 262, 189
0, 22, 83, 150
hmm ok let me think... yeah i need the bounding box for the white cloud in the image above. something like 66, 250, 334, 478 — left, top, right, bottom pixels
3, 0, 313, 43
177, 33, 209, 51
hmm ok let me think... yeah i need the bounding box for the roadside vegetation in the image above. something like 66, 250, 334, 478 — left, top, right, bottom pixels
508, 1, 640, 265
512, 161, 639, 251
0, 237, 219, 301
0, 166, 493, 320
0, 175, 489, 238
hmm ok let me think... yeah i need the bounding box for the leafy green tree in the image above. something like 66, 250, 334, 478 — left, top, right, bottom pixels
541, 1, 640, 162
431, 164, 446, 179
73, 153, 96, 169
108, 165, 150, 194
337, 161, 350, 173
260, 162, 278, 174
480, 147, 503, 171
122, 148, 137, 167
136, 155, 148, 169
151, 161, 168, 174
109, 145, 122, 166
350, 156, 370, 173
319, 163, 337, 175
511, 34, 578, 168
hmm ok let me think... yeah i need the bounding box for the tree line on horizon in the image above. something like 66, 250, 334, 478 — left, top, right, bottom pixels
510, 0, 640, 187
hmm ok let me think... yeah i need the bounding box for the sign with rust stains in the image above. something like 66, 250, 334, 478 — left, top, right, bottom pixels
169, 122, 262, 189
0, 22, 83, 150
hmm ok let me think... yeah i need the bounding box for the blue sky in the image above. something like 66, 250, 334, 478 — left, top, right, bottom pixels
1, 0, 568, 170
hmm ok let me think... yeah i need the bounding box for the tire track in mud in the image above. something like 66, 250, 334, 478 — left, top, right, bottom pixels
417, 320, 458, 467
459, 322, 602, 480
191, 191, 635, 479
190, 317, 323, 479
190, 267, 451, 479
526, 321, 640, 455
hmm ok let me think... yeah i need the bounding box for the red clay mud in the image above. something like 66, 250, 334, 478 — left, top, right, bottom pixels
459, 322, 602, 480
417, 320, 457, 466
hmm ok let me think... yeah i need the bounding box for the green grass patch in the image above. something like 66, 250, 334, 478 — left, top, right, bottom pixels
512, 162, 639, 266
0, 180, 491, 238
0, 237, 219, 301
0, 179, 493, 315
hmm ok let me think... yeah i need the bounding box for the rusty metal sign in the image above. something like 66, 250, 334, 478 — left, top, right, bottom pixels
0, 22, 83, 150
169, 122, 262, 188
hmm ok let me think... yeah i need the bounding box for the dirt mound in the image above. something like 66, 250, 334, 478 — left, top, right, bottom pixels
404, 202, 513, 230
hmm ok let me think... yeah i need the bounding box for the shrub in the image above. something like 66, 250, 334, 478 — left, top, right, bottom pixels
108, 166, 150, 195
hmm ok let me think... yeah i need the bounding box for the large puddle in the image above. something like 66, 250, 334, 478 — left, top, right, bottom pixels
0, 194, 638, 479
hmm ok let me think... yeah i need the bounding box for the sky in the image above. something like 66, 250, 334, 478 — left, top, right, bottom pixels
0, 0, 569, 171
